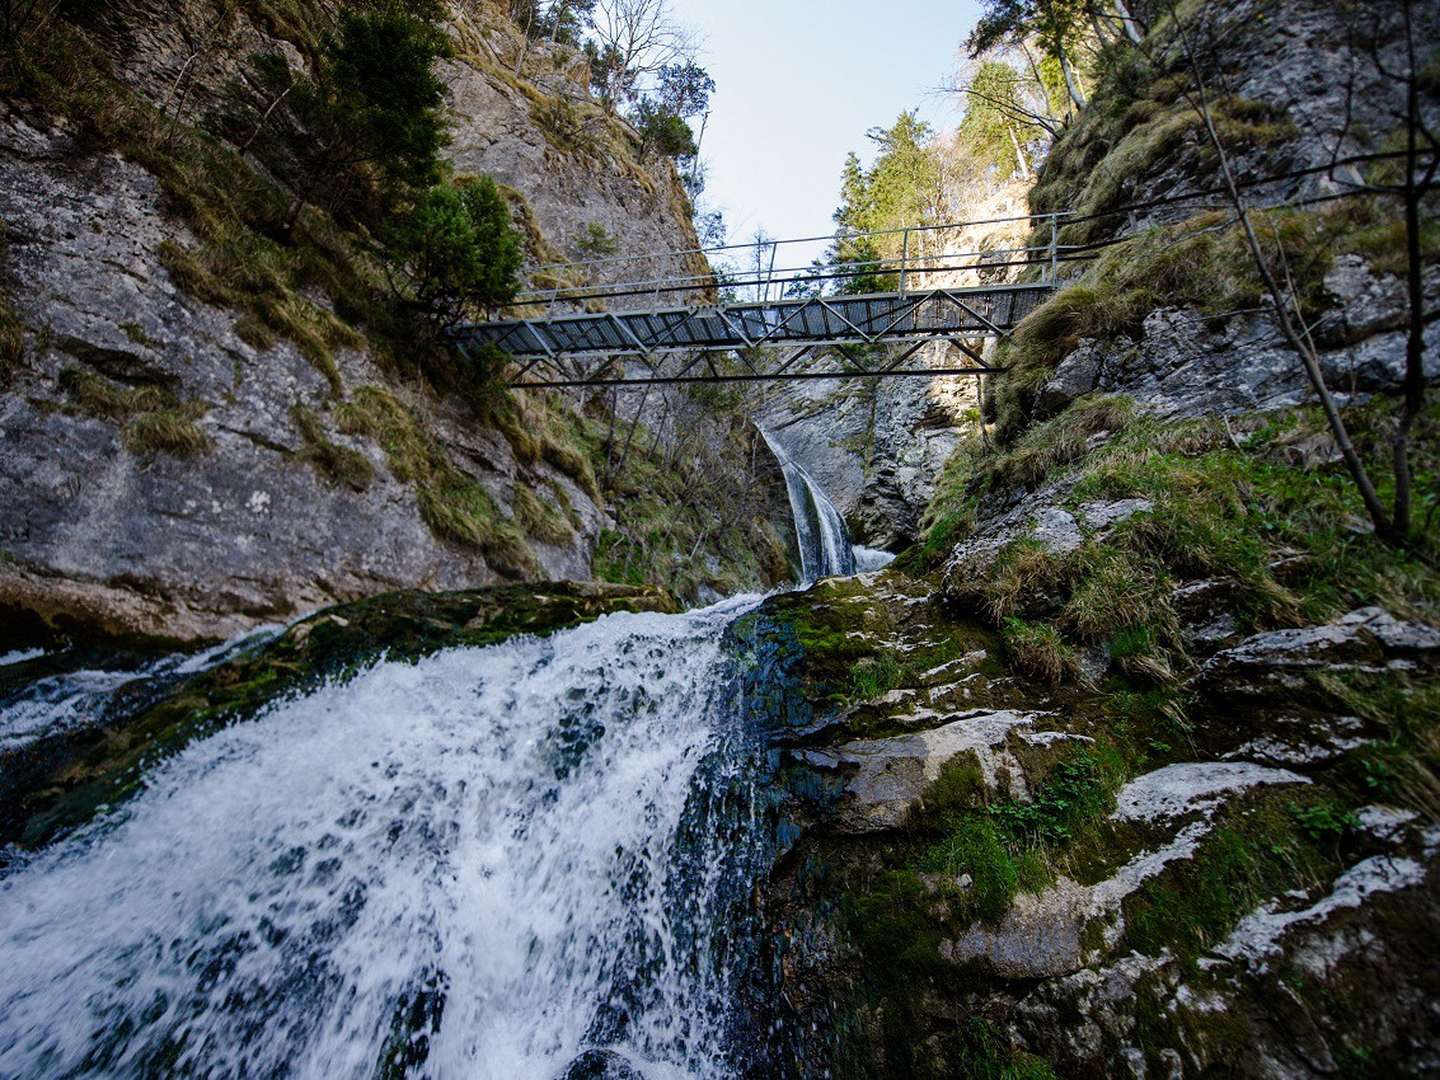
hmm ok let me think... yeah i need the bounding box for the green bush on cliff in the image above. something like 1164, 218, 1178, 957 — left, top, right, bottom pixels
231, 3, 451, 230
382, 176, 523, 328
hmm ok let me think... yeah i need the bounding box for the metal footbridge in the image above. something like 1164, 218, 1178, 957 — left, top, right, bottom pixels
449, 212, 1080, 389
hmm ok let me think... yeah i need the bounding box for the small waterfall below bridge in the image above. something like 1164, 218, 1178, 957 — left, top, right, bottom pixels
758, 428, 895, 583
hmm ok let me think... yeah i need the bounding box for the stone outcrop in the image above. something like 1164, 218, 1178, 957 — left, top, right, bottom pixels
751, 574, 1440, 1078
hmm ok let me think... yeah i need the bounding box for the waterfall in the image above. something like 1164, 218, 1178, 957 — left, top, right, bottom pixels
756, 428, 857, 582
0, 597, 774, 1079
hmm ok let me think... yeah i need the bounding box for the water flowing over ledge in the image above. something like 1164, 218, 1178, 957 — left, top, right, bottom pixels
758, 427, 857, 582
0, 595, 774, 1079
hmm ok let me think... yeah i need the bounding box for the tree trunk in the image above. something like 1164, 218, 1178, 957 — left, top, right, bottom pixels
1391, 0, 1429, 538
1056, 43, 1088, 110
1112, 0, 1145, 43
1007, 122, 1030, 179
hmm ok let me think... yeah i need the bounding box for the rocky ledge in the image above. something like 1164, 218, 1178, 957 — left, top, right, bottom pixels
745, 571, 1440, 1078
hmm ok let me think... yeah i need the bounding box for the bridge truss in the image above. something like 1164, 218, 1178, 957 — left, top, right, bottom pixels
448, 213, 1077, 389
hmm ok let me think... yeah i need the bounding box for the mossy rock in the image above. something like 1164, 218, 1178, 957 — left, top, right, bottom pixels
0, 581, 678, 853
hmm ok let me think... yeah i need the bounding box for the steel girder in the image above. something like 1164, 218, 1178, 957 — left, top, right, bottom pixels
447, 282, 1054, 387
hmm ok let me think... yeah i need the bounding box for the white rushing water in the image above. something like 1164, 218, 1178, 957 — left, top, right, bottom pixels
0, 625, 284, 753
0, 597, 769, 1079
757, 428, 856, 582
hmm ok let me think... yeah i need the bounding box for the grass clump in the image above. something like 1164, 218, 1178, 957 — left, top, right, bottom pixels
4, 16, 397, 400
992, 194, 1420, 440
60, 367, 211, 457
849, 654, 908, 700
123, 410, 211, 456
292, 404, 374, 491
514, 482, 576, 545
337, 385, 538, 575
999, 617, 1082, 687
924, 394, 1440, 689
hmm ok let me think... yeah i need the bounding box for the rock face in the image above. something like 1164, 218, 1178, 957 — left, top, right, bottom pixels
1034, 277, 1440, 422
0, 2, 713, 646
751, 577, 1440, 1079
755, 372, 978, 549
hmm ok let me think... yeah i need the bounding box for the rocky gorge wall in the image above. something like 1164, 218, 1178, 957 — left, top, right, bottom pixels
753, 173, 1034, 550
0, 0, 787, 648
739, 0, 1440, 1075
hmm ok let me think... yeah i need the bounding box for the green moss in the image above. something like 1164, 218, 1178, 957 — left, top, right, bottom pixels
1122, 791, 1338, 966
292, 404, 374, 491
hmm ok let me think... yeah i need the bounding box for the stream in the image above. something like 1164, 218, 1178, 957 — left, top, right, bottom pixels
0, 446, 886, 1078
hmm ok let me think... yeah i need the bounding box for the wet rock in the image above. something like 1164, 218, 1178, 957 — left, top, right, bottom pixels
944, 763, 1309, 978
1222, 713, 1366, 768
1199, 606, 1440, 700
560, 1049, 645, 1080
796, 708, 1045, 832
1208, 852, 1428, 976
1112, 761, 1310, 825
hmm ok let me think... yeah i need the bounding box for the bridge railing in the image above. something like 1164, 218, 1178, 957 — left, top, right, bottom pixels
512, 210, 1080, 313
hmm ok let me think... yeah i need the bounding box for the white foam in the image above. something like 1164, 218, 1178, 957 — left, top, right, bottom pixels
0, 598, 764, 1078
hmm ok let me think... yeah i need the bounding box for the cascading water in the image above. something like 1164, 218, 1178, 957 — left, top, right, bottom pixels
0, 597, 775, 1079
0, 425, 899, 1078
757, 428, 857, 582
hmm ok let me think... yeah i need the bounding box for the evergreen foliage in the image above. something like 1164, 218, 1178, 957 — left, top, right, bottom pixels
956, 60, 1044, 177
383, 176, 523, 328
826, 112, 941, 294
232, 2, 451, 230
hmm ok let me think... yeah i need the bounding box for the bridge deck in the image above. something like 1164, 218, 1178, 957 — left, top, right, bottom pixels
452, 282, 1054, 363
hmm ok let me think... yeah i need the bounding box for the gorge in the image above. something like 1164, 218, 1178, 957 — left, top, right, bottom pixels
2, 0, 1439, 1076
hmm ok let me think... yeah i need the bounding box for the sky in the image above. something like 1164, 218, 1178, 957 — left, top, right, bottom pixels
668, 0, 983, 248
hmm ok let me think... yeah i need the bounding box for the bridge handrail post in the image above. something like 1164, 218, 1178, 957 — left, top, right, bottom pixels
899, 228, 910, 296
1046, 216, 1059, 284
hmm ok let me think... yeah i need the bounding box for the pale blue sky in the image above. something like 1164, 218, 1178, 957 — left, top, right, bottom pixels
669, 0, 983, 247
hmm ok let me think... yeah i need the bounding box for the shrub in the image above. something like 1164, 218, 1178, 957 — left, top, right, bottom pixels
384, 176, 523, 328
575, 222, 620, 259
235, 5, 451, 230
634, 102, 697, 159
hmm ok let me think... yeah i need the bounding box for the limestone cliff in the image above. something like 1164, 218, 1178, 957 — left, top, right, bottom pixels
0, 0, 785, 647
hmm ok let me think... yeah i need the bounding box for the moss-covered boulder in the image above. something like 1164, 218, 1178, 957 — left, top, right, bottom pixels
0, 581, 677, 853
